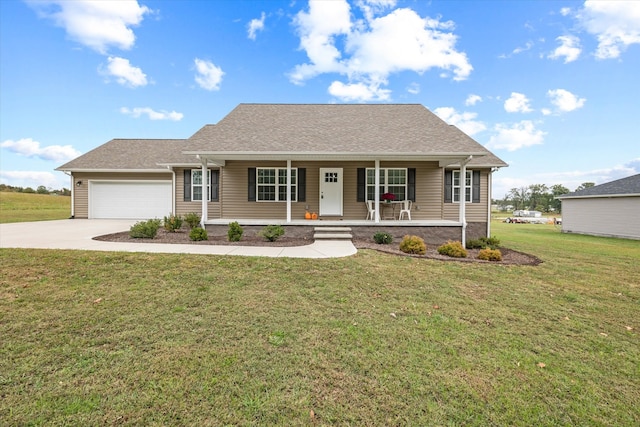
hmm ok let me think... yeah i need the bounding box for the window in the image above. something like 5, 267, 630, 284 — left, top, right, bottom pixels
192, 170, 211, 201
366, 168, 407, 201
257, 168, 297, 202
444, 170, 480, 203
453, 170, 472, 202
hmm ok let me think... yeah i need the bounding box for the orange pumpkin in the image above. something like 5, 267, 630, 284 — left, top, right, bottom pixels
311, 212, 318, 220
305, 211, 311, 220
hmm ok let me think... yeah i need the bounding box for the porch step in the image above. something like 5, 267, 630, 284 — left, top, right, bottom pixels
313, 226, 353, 241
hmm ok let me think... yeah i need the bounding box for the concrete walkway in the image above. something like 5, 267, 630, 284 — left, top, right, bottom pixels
0, 219, 357, 258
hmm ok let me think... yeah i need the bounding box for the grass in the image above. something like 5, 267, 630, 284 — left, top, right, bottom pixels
0, 192, 70, 223
1, 222, 639, 425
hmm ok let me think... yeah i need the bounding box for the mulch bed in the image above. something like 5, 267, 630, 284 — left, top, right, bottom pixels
94, 229, 542, 266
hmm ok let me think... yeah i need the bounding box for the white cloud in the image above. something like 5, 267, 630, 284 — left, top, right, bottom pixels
1, 138, 81, 162
27, 0, 150, 54
560, 7, 572, 17
328, 80, 391, 101
120, 107, 183, 121
194, 58, 224, 91
433, 107, 486, 136
465, 94, 482, 106
486, 120, 546, 152
406, 82, 420, 95
579, 0, 640, 59
102, 56, 148, 87
504, 92, 533, 113
247, 12, 266, 40
0, 170, 66, 190
290, 0, 472, 101
547, 88, 586, 113
548, 35, 581, 63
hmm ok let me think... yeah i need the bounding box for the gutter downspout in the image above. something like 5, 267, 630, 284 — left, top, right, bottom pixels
200, 158, 208, 228
286, 160, 292, 223
63, 171, 75, 218
487, 167, 498, 238
374, 159, 381, 223
459, 156, 473, 248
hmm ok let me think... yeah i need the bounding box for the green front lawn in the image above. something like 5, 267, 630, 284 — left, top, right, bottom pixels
0, 192, 70, 223
1, 223, 638, 425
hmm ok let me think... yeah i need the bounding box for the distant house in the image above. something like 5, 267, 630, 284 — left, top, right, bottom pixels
57, 103, 507, 244
557, 174, 640, 240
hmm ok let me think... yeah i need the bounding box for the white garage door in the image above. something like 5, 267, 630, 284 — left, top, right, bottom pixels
89, 181, 172, 219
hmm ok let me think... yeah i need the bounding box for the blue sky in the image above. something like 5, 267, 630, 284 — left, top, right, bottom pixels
1, 0, 639, 198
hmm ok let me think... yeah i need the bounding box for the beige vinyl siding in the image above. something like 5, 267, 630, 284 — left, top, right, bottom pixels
175, 168, 221, 218
442, 169, 490, 223
72, 172, 172, 219
562, 196, 640, 240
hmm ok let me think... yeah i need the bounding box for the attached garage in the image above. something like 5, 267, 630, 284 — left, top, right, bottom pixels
89, 181, 172, 219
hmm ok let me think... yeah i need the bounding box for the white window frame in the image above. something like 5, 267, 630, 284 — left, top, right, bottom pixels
257, 168, 297, 202
366, 168, 407, 201
192, 170, 211, 202
453, 170, 472, 203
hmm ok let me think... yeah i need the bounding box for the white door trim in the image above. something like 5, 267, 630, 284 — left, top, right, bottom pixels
319, 168, 343, 216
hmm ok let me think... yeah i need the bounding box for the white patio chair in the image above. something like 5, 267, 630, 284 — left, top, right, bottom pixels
365, 200, 376, 220
398, 199, 412, 220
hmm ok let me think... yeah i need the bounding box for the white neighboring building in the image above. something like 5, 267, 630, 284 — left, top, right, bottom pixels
557, 174, 640, 240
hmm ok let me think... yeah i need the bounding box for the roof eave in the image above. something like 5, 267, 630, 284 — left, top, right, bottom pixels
558, 193, 640, 200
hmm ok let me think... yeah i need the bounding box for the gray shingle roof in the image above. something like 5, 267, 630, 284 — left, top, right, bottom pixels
187, 104, 507, 167
57, 104, 507, 170
558, 173, 640, 198
56, 139, 199, 171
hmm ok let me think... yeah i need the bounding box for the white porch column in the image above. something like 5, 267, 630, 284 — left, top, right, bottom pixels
200, 159, 208, 227
487, 169, 494, 238
459, 156, 473, 247
374, 159, 381, 223
286, 159, 292, 223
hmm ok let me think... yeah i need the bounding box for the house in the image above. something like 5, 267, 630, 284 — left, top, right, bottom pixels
557, 173, 640, 240
57, 104, 507, 244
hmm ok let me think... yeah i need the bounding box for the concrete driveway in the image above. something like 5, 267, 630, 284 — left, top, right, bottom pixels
0, 219, 357, 258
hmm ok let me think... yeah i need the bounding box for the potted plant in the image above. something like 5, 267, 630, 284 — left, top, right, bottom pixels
381, 192, 396, 203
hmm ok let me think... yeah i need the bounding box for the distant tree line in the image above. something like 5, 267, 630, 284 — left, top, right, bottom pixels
494, 182, 595, 213
0, 183, 71, 196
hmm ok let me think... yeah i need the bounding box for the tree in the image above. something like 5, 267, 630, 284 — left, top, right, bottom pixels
575, 182, 595, 192
36, 185, 49, 194
508, 187, 530, 210
528, 184, 549, 211
550, 184, 569, 213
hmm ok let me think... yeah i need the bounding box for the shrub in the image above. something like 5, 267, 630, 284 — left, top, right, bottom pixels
399, 235, 426, 255
163, 214, 183, 232
184, 212, 201, 229
466, 238, 486, 249
478, 248, 502, 261
129, 219, 161, 239
466, 236, 501, 249
259, 224, 285, 242
481, 236, 501, 249
373, 232, 393, 245
228, 221, 243, 242
437, 240, 468, 258
189, 226, 208, 241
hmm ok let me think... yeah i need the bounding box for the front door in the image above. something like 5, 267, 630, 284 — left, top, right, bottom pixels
319, 168, 343, 216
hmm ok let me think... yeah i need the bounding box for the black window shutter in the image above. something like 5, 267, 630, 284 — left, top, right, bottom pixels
472, 170, 481, 203
408, 168, 416, 202
444, 170, 452, 203
297, 168, 306, 202
211, 170, 219, 202
248, 168, 256, 201
357, 168, 366, 202
183, 169, 191, 202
